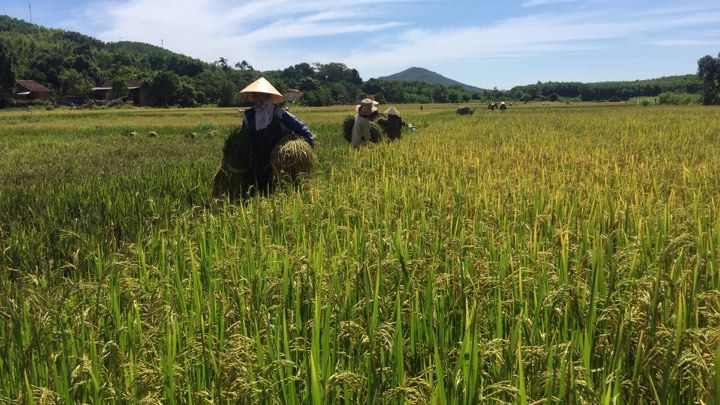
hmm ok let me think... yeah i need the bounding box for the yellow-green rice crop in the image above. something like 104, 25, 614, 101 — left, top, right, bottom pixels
1, 104, 719, 403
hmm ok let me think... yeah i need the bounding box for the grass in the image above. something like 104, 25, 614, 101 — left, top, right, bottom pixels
1, 104, 720, 403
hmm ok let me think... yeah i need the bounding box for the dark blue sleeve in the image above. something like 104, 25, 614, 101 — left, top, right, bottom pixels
280, 111, 315, 148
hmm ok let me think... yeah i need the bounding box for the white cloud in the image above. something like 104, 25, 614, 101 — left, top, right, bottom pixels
523, 0, 575, 7
75, 0, 720, 81
335, 5, 720, 77
649, 38, 717, 47
647, 29, 720, 47
84, 0, 412, 69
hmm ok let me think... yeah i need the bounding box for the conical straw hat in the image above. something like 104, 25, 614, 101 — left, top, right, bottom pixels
384, 107, 400, 116
355, 98, 379, 115
238, 77, 284, 104
355, 104, 379, 114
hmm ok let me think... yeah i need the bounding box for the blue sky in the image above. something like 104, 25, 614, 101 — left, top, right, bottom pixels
2, 0, 719, 89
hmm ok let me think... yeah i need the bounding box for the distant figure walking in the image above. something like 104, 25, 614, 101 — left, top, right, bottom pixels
352, 98, 379, 148
499, 101, 507, 112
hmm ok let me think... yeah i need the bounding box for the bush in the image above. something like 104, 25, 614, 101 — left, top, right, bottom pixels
8, 99, 53, 109
657, 92, 700, 105
195, 122, 216, 133
627, 97, 656, 107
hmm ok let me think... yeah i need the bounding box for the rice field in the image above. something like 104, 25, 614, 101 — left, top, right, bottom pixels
1, 103, 720, 403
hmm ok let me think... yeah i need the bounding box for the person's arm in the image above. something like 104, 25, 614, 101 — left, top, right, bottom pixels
280, 110, 315, 147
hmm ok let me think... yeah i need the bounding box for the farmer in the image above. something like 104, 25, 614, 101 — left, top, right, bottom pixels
238, 77, 315, 192
351, 98, 379, 148
381, 107, 407, 140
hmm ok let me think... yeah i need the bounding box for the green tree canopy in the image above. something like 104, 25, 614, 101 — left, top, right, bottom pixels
698, 53, 720, 105
0, 42, 15, 91
150, 70, 180, 106
59, 68, 92, 96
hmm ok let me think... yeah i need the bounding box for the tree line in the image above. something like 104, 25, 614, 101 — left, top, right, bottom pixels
506, 75, 703, 103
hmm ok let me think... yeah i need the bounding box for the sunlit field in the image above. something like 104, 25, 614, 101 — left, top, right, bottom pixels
1, 103, 720, 403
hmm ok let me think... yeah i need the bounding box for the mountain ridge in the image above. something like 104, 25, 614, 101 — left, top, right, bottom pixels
377, 67, 487, 93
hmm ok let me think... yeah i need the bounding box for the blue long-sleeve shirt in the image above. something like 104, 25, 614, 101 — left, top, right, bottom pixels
244, 106, 315, 148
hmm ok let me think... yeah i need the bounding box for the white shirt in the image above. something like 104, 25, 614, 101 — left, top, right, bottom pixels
351, 114, 371, 148
255, 100, 275, 130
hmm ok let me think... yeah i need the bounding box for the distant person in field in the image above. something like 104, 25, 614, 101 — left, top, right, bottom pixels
239, 77, 315, 191
381, 107, 407, 140
351, 98, 379, 149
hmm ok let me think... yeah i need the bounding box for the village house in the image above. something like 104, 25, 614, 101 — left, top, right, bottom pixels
282, 89, 303, 103
12, 80, 53, 101
91, 79, 150, 106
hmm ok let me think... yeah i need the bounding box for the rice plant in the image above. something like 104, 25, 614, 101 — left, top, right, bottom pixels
1, 104, 719, 403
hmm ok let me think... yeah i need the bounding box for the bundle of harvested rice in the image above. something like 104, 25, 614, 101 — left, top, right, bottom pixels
341, 115, 385, 143
376, 117, 390, 137
211, 126, 253, 199
270, 136, 317, 185
342, 116, 354, 143
211, 161, 251, 200
369, 122, 384, 143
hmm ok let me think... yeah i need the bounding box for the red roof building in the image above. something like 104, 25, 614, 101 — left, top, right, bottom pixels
283, 89, 303, 103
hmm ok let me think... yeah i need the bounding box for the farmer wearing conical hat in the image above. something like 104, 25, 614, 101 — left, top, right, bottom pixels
381, 107, 407, 141
351, 98, 379, 149
238, 77, 315, 192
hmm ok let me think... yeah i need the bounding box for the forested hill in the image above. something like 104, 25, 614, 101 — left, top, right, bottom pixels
0, 15, 209, 96
378, 67, 487, 93
507, 75, 703, 102
0, 16, 210, 79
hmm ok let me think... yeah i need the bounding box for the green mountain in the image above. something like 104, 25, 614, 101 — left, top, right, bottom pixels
377, 67, 487, 94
